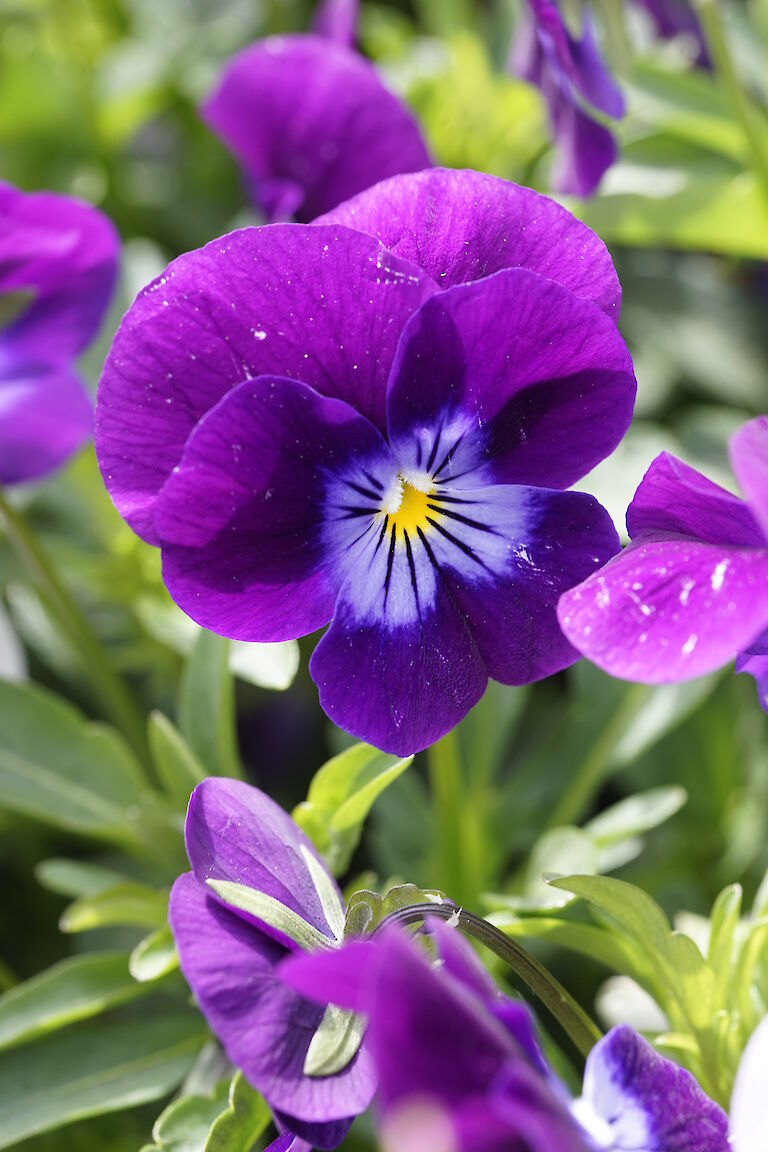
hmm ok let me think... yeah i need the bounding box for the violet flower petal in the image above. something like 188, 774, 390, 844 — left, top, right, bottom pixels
0, 182, 118, 364
183, 777, 344, 945
95, 224, 434, 544
549, 91, 619, 199
317, 167, 622, 316
524, 1, 625, 118
385, 269, 635, 490
155, 376, 395, 642
169, 874, 375, 1138
312, 0, 359, 47
0, 367, 92, 484
558, 537, 768, 683
736, 630, 768, 713
202, 36, 431, 223
582, 1025, 729, 1151
729, 416, 768, 540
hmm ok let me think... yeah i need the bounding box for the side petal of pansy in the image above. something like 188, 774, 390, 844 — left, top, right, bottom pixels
580, 1025, 729, 1151
0, 182, 118, 365
317, 167, 622, 316
729, 415, 768, 539
0, 367, 92, 485
202, 36, 431, 223
155, 376, 397, 643
169, 875, 374, 1147
385, 268, 636, 490
95, 224, 435, 544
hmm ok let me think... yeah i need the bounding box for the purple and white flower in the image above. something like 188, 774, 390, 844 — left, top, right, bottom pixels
558, 416, 768, 712
96, 170, 634, 754
0, 182, 118, 484
169, 776, 375, 1150
283, 921, 730, 1151
510, 0, 625, 196
202, 35, 431, 223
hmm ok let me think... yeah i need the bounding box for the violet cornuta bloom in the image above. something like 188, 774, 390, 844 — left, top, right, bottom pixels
283, 921, 729, 1151
558, 416, 768, 712
511, 0, 625, 196
0, 182, 118, 484
96, 170, 635, 754
202, 35, 430, 223
634, 0, 709, 67
169, 777, 375, 1150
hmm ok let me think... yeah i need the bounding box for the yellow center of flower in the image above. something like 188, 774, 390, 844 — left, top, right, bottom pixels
381, 472, 436, 538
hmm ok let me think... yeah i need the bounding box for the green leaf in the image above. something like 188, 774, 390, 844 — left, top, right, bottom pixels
34, 857, 132, 899
0, 952, 146, 1053
228, 639, 299, 691
294, 743, 412, 875
60, 883, 168, 933
0, 680, 151, 845
148, 712, 206, 808
130, 925, 179, 983
487, 913, 654, 981
177, 632, 242, 779
584, 787, 688, 847
303, 1005, 366, 1076
548, 874, 672, 956
0, 1010, 207, 1149
204, 1072, 270, 1152
708, 884, 742, 1013
145, 1079, 230, 1152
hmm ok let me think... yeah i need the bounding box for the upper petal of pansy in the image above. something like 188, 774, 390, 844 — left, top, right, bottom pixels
169, 873, 374, 1138
317, 168, 622, 317
95, 224, 434, 544
581, 1025, 728, 1151
156, 376, 397, 643
0, 368, 92, 484
729, 416, 768, 541
386, 269, 635, 491
0, 182, 118, 366
427, 484, 619, 685
202, 36, 431, 224
627, 452, 765, 548
558, 537, 768, 683
183, 777, 345, 944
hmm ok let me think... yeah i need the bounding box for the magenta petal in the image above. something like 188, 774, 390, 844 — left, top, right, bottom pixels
169, 873, 375, 1133
386, 269, 635, 489
202, 36, 431, 223
558, 537, 768, 683
312, 0, 359, 46
627, 452, 764, 548
318, 168, 621, 316
729, 416, 768, 540
281, 941, 375, 1013
95, 223, 434, 544
583, 1026, 728, 1151
0, 368, 92, 484
156, 376, 394, 643
184, 778, 344, 944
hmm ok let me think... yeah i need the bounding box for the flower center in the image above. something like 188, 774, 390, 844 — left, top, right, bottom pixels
381, 471, 436, 538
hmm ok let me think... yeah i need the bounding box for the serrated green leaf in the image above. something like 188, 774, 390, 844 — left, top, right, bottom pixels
0, 952, 146, 1053
204, 1072, 270, 1152
148, 712, 206, 808
60, 883, 168, 933
178, 632, 242, 779
130, 925, 178, 983
0, 1011, 207, 1149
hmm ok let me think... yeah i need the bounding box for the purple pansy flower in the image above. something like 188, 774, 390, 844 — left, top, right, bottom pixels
558, 416, 768, 713
634, 1, 709, 67
283, 921, 729, 1151
96, 170, 635, 754
511, 0, 625, 196
0, 182, 118, 484
312, 0, 359, 47
201, 35, 431, 223
169, 776, 375, 1150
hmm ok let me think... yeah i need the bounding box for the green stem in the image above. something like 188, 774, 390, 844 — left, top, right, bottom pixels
0, 487, 148, 760
427, 729, 468, 906
378, 903, 602, 1060
694, 0, 768, 199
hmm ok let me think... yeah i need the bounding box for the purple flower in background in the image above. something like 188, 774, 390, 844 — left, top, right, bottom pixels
169, 777, 375, 1150
96, 170, 634, 754
0, 182, 118, 484
558, 416, 768, 712
511, 0, 625, 196
312, 0, 359, 47
634, 0, 709, 67
283, 922, 729, 1151
202, 35, 431, 223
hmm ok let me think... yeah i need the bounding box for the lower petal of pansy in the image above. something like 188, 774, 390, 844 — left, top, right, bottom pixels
0, 367, 92, 484
736, 629, 768, 713
155, 376, 396, 643
426, 485, 620, 684
581, 1025, 729, 1151
169, 874, 376, 1130
729, 416, 768, 540
558, 537, 768, 683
